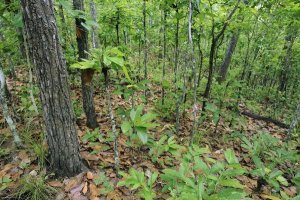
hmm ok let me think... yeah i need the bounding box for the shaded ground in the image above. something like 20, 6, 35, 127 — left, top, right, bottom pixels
0, 68, 298, 199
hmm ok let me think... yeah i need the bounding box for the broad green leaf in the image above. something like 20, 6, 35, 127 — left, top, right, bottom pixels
137, 127, 148, 144
261, 194, 281, 200
223, 169, 246, 177
141, 123, 159, 128
122, 65, 133, 83
224, 149, 239, 164
269, 170, 283, 179
212, 188, 246, 200
205, 103, 217, 112
130, 109, 136, 122
131, 105, 144, 122
219, 179, 244, 189
148, 171, 158, 186
121, 121, 132, 134
141, 113, 157, 123
213, 112, 220, 124
108, 56, 124, 67
276, 175, 288, 186
210, 162, 225, 173
292, 172, 300, 186
70, 60, 96, 70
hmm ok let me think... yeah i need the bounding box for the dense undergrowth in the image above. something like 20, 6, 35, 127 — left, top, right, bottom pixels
0, 68, 299, 200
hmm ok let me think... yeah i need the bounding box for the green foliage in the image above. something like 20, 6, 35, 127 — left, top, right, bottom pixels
94, 172, 114, 195
121, 105, 158, 145
17, 85, 39, 117
14, 175, 56, 200
32, 142, 47, 169
82, 128, 103, 143
161, 147, 248, 199
205, 103, 221, 125
251, 156, 289, 191
72, 99, 83, 119
154, 94, 177, 121
0, 147, 10, 158
22, 129, 47, 169
118, 168, 158, 200
148, 135, 182, 163
0, 176, 12, 191
240, 132, 280, 158
70, 47, 133, 83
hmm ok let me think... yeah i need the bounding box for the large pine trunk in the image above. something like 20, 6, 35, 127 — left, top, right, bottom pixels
73, 0, 98, 129
21, 0, 85, 177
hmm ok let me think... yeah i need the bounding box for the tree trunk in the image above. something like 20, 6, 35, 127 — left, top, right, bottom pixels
161, 10, 167, 105
279, 33, 295, 92
73, 0, 98, 129
21, 0, 86, 177
174, 5, 179, 85
58, 5, 67, 51
116, 8, 120, 46
218, 33, 239, 83
197, 31, 203, 88
90, 0, 99, 49
188, 0, 198, 144
143, 0, 148, 102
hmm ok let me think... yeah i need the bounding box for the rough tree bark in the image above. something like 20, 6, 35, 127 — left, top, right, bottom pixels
21, 0, 86, 177
217, 33, 239, 83
73, 0, 98, 129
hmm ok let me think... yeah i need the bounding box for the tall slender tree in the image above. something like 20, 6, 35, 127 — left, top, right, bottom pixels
143, 0, 148, 103
73, 0, 98, 129
279, 28, 297, 92
188, 0, 197, 144
202, 0, 241, 111
217, 33, 239, 83
21, 0, 86, 177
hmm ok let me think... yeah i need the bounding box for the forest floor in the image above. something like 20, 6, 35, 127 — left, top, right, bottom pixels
0, 68, 298, 200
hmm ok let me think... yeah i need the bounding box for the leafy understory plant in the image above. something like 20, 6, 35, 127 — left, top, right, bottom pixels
148, 135, 183, 163
0, 176, 12, 192
161, 147, 249, 200
94, 172, 114, 195
121, 104, 158, 145
118, 168, 158, 200
251, 156, 289, 191
240, 132, 279, 158
82, 128, 103, 143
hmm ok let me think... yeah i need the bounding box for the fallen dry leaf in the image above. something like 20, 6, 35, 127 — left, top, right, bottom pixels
65, 173, 84, 192
82, 182, 88, 194
70, 183, 85, 195
89, 183, 99, 199
81, 151, 99, 161
87, 171, 94, 180
48, 180, 63, 187
106, 190, 122, 200
69, 191, 88, 200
